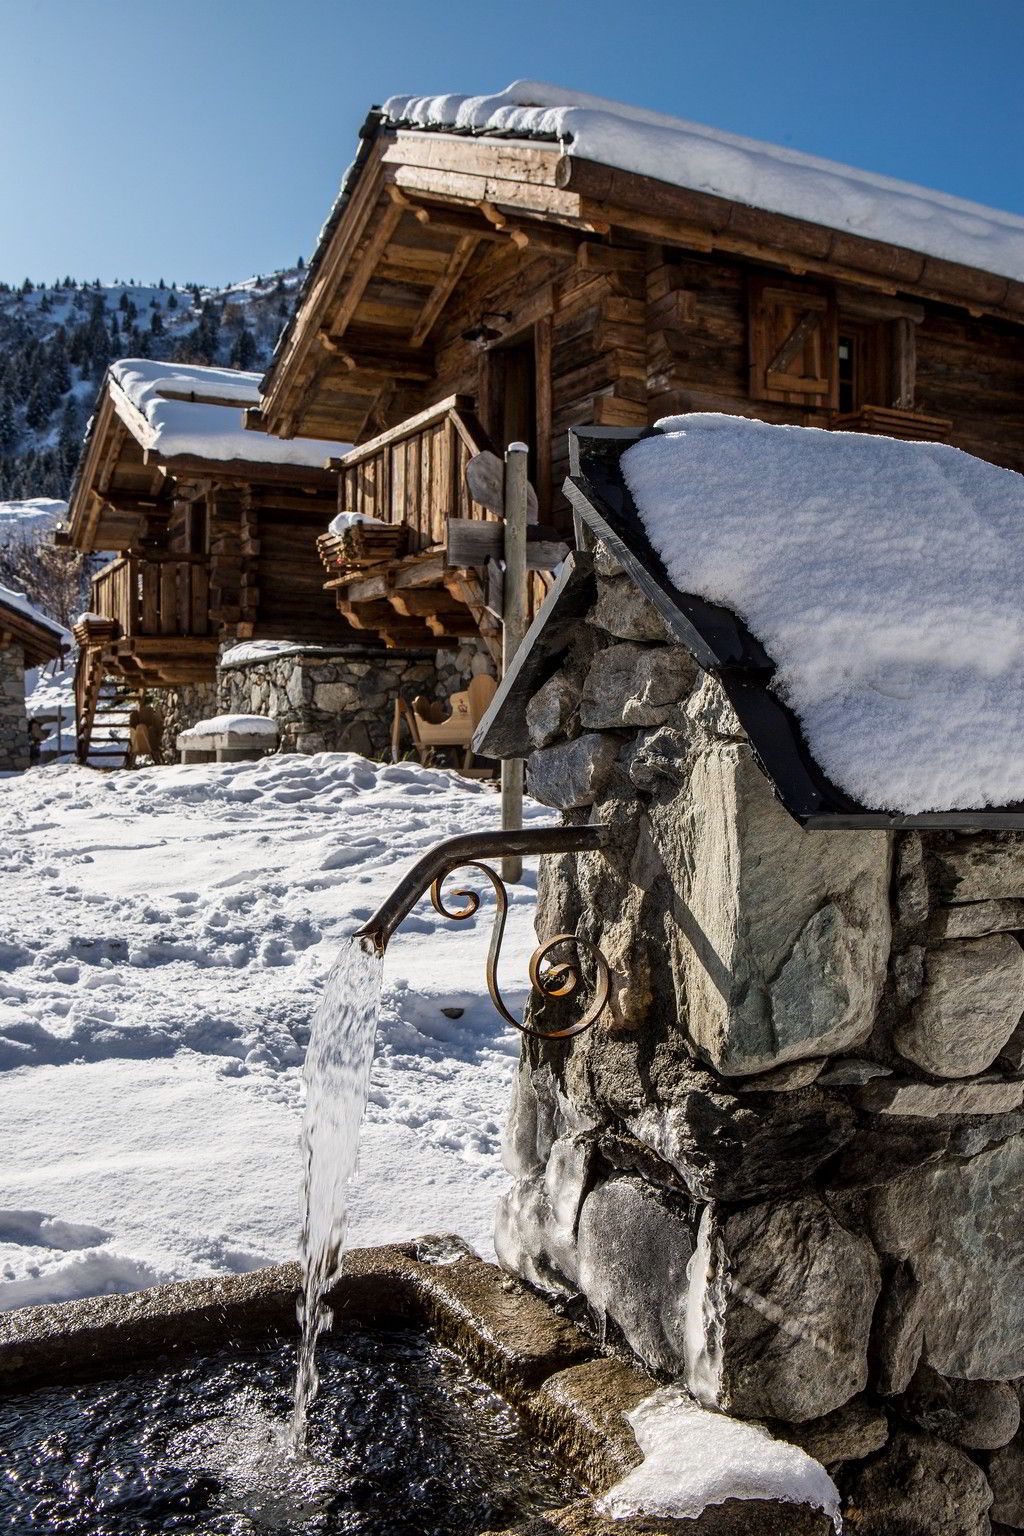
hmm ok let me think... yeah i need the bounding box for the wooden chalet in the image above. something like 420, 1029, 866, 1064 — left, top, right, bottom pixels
65, 360, 353, 763
253, 83, 1024, 653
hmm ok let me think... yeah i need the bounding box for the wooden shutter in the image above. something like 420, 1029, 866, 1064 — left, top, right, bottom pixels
748, 276, 836, 407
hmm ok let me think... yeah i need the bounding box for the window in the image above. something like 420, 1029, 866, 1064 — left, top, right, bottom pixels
749, 274, 918, 417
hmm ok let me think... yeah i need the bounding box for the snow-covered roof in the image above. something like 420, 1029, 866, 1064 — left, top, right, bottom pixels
0, 581, 65, 650
620, 415, 1024, 815
108, 360, 349, 467
382, 81, 1024, 284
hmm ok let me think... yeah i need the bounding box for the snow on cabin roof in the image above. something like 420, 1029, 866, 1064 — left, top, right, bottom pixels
0, 581, 65, 644
108, 360, 350, 468
381, 80, 1024, 284
619, 415, 1024, 816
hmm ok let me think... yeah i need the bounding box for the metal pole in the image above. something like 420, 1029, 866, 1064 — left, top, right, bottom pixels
501, 442, 529, 883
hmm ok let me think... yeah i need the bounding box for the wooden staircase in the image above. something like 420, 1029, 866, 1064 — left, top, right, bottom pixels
74, 624, 136, 768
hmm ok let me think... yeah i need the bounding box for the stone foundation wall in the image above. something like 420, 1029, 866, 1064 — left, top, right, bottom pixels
217, 646, 439, 758
497, 542, 1024, 1534
0, 642, 29, 771
162, 681, 219, 751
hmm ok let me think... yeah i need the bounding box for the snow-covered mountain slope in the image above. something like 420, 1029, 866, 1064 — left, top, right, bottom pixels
0, 497, 67, 547
0, 265, 304, 501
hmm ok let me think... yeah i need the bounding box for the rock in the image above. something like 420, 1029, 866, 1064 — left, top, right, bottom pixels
660, 741, 891, 1075
930, 835, 1024, 903
827, 1120, 950, 1191
527, 734, 619, 810
844, 1429, 992, 1535
734, 1059, 825, 1093
899, 1362, 1020, 1450
592, 538, 625, 578
684, 672, 745, 741
894, 833, 930, 932
893, 936, 1024, 1077
623, 1074, 855, 1202
779, 1397, 889, 1466
312, 680, 360, 712
580, 642, 696, 730
858, 1075, 1024, 1116
623, 723, 693, 792
868, 1136, 1024, 1378
870, 1259, 925, 1395
989, 1435, 1024, 1527
589, 575, 673, 643
527, 670, 580, 749
494, 1134, 596, 1298
933, 898, 1024, 939
692, 1197, 880, 1422
576, 1177, 693, 1375
816, 1058, 892, 1086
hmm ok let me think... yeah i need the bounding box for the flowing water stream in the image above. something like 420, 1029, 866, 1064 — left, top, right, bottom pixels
289, 937, 384, 1455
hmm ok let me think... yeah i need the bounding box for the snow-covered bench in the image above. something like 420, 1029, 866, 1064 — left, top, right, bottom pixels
176, 714, 279, 764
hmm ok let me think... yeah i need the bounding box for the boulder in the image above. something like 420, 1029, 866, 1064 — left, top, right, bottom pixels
870, 1260, 924, 1395
689, 1197, 880, 1422
527, 734, 619, 810
844, 1429, 992, 1535
869, 1136, 1024, 1378
580, 642, 696, 730
899, 1362, 1020, 1450
576, 1177, 694, 1375
312, 680, 360, 713
893, 935, 1024, 1077
779, 1397, 889, 1466
933, 898, 1024, 939
929, 835, 1024, 903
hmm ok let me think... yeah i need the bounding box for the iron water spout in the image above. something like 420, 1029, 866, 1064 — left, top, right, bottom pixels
354, 826, 613, 1039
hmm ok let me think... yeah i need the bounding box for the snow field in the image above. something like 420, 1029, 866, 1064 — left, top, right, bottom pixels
0, 753, 552, 1308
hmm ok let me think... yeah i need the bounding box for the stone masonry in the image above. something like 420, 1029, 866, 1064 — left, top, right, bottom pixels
495, 540, 1024, 1534
0, 642, 30, 771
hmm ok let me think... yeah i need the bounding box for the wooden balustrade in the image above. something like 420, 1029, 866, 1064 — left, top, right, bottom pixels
89, 555, 210, 639
332, 394, 494, 551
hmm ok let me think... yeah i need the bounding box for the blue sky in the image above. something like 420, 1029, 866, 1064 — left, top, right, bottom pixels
1, 0, 1022, 287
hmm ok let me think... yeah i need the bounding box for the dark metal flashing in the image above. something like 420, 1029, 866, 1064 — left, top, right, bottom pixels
503, 425, 1024, 832
473, 551, 596, 758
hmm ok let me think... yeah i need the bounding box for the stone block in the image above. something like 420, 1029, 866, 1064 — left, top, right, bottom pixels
899, 1362, 1020, 1450
843, 1429, 992, 1535
527, 669, 581, 749
933, 898, 1024, 939
869, 1136, 1024, 1378
858, 1075, 1024, 1116
527, 734, 618, 810
656, 741, 891, 1075
589, 575, 673, 643
870, 1259, 924, 1395
529, 1356, 650, 1491
989, 1435, 1024, 1527
576, 1177, 693, 1376
690, 1197, 880, 1422
929, 835, 1024, 903
313, 680, 360, 713
893, 935, 1024, 1077
580, 642, 696, 730
778, 1397, 889, 1467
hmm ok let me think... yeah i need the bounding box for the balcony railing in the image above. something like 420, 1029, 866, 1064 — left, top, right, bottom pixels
90, 554, 210, 639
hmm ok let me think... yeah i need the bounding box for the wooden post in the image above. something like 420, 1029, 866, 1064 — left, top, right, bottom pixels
501, 442, 529, 883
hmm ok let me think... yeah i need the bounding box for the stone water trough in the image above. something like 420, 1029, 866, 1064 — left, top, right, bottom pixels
0, 1240, 830, 1534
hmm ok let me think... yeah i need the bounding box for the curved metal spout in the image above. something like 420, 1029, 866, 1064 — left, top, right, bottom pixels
354, 826, 608, 952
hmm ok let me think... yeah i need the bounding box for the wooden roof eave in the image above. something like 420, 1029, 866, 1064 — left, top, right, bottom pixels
558, 154, 1024, 323
0, 602, 65, 667
66, 389, 119, 550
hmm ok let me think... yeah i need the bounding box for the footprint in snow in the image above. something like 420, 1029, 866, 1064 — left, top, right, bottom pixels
0, 1209, 112, 1250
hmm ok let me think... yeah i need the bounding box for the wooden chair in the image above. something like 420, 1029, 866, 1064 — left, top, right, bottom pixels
392, 674, 497, 775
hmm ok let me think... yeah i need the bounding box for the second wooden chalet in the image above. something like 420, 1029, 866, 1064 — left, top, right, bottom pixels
253, 80, 1024, 663
65, 359, 373, 762
0, 584, 65, 770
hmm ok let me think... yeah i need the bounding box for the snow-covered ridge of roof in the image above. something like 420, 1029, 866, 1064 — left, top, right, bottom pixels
382, 81, 1024, 284
0, 580, 65, 641
620, 415, 1024, 815
108, 360, 350, 468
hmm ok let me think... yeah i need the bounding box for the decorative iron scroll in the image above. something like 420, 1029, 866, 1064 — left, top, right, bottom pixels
430, 862, 610, 1039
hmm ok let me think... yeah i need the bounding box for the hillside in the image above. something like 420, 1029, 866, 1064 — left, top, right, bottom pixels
0, 265, 303, 502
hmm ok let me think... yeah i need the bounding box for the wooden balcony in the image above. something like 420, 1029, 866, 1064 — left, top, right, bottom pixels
76, 554, 219, 688
321, 396, 558, 656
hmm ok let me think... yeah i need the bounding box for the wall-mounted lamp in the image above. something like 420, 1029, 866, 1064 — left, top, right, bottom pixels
460, 312, 512, 350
